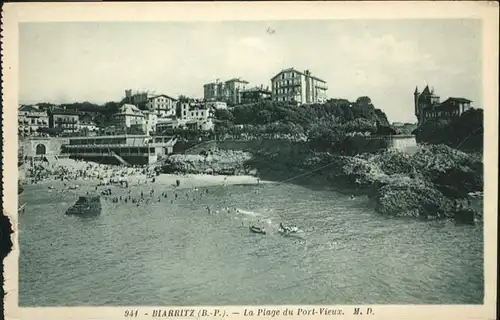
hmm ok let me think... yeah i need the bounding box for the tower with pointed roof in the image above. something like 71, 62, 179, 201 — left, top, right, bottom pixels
414, 86, 420, 120
414, 84, 441, 124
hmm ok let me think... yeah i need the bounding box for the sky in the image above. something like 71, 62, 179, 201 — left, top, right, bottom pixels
19, 20, 482, 123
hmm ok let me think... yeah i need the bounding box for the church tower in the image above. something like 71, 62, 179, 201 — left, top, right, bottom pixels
414, 86, 420, 121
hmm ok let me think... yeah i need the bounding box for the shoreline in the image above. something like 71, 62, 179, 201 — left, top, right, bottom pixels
20, 173, 274, 193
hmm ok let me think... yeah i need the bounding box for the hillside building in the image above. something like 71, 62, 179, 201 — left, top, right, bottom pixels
49, 109, 80, 133
124, 89, 177, 117
18, 105, 49, 136
271, 68, 327, 104
203, 78, 249, 105
240, 85, 272, 104
414, 85, 473, 124
112, 104, 146, 134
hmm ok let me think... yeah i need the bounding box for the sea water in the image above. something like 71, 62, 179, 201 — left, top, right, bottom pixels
18, 182, 483, 306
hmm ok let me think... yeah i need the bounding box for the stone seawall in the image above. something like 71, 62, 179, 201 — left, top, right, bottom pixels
21, 137, 69, 158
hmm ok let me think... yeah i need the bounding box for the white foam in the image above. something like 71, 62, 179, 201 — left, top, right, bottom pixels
235, 208, 264, 217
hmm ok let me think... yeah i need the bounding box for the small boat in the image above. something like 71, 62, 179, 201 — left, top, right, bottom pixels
249, 226, 266, 234
279, 224, 299, 234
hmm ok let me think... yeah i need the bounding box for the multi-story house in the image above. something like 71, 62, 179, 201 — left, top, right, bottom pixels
49, 109, 80, 133
414, 85, 473, 124
143, 94, 178, 118
179, 102, 214, 131
203, 80, 224, 102
203, 78, 249, 105
240, 85, 272, 104
125, 90, 178, 118
79, 113, 99, 133
18, 105, 49, 136
223, 78, 249, 105
112, 104, 146, 133
143, 110, 158, 135
271, 68, 328, 104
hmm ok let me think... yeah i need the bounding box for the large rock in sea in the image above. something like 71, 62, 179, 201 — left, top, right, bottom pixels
454, 208, 476, 225
412, 144, 483, 194
374, 179, 455, 218
66, 196, 102, 216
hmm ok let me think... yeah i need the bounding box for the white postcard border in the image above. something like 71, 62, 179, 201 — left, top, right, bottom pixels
2, 2, 498, 320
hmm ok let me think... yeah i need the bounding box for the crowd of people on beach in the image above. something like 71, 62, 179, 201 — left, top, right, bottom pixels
22, 158, 160, 187
21, 158, 301, 234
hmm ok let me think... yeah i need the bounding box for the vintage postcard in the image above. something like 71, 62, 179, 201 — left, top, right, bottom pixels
2, 2, 498, 320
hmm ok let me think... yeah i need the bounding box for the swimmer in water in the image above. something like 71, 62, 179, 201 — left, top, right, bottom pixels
350, 194, 355, 200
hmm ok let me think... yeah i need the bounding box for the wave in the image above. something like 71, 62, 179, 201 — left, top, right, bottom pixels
235, 208, 265, 217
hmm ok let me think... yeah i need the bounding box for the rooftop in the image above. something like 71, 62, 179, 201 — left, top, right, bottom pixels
271, 68, 327, 83
50, 109, 81, 116
114, 104, 145, 116
148, 94, 178, 101
19, 105, 47, 113
445, 97, 473, 103
225, 78, 249, 84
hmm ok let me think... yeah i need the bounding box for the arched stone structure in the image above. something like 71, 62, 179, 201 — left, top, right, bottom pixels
35, 143, 47, 155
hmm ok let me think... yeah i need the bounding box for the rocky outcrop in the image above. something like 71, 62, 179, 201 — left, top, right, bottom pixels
66, 196, 102, 216
292, 145, 482, 221
454, 208, 477, 225
162, 141, 483, 223
373, 178, 455, 218
160, 148, 255, 176
411, 144, 483, 194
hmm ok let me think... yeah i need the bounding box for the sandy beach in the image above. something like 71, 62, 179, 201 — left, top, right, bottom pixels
19, 158, 273, 199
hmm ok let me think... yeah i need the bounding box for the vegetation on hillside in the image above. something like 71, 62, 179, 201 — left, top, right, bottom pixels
212, 97, 396, 153
414, 108, 483, 152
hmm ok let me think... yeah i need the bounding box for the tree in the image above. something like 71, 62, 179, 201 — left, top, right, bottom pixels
343, 118, 377, 134
307, 117, 346, 151
178, 95, 191, 103
214, 109, 234, 122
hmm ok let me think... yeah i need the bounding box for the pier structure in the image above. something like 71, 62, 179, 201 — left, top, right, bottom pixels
60, 134, 178, 165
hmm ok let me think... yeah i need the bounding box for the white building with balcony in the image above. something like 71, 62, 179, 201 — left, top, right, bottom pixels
144, 94, 178, 117
180, 102, 214, 131
18, 105, 50, 136
271, 68, 328, 104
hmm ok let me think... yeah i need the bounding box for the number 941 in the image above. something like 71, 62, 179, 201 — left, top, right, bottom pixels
125, 310, 138, 317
